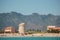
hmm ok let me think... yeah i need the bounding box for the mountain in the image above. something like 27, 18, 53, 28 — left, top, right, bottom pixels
0, 12, 60, 31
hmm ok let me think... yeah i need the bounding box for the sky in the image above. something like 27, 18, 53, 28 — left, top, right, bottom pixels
0, 0, 60, 15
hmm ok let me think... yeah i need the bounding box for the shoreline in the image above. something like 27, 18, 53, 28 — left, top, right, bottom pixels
0, 33, 60, 37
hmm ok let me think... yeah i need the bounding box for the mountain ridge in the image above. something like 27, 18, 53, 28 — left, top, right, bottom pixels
0, 12, 60, 31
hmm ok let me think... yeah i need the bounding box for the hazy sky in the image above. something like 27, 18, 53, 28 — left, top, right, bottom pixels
0, 0, 60, 15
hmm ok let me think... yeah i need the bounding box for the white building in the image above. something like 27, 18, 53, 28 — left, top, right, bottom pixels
47, 26, 55, 30
18, 23, 25, 35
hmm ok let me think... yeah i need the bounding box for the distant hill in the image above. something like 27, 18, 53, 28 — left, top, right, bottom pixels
0, 11, 60, 31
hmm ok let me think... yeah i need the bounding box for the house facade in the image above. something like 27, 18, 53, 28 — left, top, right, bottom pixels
4, 26, 16, 33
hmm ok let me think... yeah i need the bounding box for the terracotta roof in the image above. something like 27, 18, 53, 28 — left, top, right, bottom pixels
49, 27, 60, 30
5, 26, 14, 30
53, 27, 60, 30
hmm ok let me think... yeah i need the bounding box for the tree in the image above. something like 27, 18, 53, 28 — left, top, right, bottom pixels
0, 30, 4, 33
47, 29, 60, 33
36, 29, 41, 32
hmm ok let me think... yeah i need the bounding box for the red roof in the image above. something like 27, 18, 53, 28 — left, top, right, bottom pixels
53, 27, 60, 30
49, 27, 60, 30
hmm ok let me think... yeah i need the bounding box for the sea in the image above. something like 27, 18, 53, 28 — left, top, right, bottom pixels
0, 37, 60, 40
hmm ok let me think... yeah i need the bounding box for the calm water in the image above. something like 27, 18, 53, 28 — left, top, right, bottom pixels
0, 37, 60, 40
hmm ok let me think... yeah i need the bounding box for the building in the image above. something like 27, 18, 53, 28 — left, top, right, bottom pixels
47, 26, 55, 30
4, 26, 16, 33
52, 27, 60, 31
18, 23, 25, 35
47, 26, 60, 32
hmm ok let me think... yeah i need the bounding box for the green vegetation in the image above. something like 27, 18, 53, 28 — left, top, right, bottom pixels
0, 30, 4, 33
47, 29, 60, 33
26, 29, 41, 34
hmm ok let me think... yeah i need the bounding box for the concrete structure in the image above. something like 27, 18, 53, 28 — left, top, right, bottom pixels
47, 26, 55, 30
47, 26, 60, 31
4, 26, 16, 33
18, 23, 25, 35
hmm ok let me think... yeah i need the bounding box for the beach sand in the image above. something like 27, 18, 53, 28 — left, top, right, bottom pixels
0, 33, 60, 37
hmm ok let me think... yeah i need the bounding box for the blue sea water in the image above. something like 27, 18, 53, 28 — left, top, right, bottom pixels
0, 37, 60, 40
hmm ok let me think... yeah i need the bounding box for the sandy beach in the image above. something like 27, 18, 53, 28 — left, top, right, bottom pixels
31, 33, 60, 37
0, 33, 60, 37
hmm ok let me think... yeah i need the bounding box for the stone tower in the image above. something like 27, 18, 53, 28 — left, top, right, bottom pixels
18, 23, 25, 34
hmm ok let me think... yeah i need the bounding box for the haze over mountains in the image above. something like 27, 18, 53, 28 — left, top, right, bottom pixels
0, 12, 60, 31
